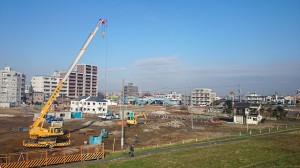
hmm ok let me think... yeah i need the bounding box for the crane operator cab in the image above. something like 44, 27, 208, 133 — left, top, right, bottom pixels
49, 127, 64, 135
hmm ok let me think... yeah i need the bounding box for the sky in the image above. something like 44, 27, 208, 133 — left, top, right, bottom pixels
0, 0, 299, 96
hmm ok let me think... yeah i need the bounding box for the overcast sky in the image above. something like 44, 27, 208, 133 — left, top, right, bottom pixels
0, 0, 299, 96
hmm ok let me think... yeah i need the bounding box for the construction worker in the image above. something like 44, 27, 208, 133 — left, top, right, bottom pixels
129, 144, 135, 157
135, 134, 139, 143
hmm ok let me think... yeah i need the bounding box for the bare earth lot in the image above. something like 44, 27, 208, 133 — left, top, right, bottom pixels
0, 106, 299, 154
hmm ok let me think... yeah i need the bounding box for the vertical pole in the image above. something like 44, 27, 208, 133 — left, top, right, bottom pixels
63, 150, 66, 164
45, 150, 48, 167
80, 145, 83, 161
239, 84, 241, 102
121, 79, 125, 149
113, 138, 115, 151
26, 152, 29, 168
102, 143, 105, 159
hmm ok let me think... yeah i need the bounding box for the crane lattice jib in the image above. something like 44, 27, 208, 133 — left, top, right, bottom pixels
31, 19, 106, 129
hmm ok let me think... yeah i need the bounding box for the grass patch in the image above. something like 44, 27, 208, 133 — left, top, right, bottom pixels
69, 130, 300, 168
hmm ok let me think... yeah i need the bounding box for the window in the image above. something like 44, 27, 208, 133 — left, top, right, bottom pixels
253, 118, 257, 121
93, 109, 95, 111
93, 102, 95, 105
88, 102, 90, 105
60, 113, 65, 117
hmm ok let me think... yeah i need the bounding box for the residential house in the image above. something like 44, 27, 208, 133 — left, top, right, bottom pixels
234, 102, 263, 125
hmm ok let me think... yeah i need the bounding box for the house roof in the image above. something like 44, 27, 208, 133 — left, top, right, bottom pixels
86, 96, 107, 102
234, 102, 261, 108
234, 102, 251, 108
75, 96, 89, 101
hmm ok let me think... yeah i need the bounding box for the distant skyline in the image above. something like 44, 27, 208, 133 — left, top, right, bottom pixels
0, 0, 299, 96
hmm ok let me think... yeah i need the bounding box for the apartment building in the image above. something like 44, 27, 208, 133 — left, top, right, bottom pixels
165, 91, 182, 105
124, 83, 138, 97
0, 67, 25, 107
191, 88, 216, 106
31, 64, 98, 101
245, 93, 264, 103
31, 73, 68, 100
59, 64, 98, 98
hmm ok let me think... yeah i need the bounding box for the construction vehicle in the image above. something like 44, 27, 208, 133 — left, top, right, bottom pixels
46, 115, 63, 123
23, 18, 107, 148
126, 112, 148, 126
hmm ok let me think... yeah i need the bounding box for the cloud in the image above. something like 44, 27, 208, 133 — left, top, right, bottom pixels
125, 56, 300, 95
99, 67, 127, 73
132, 56, 186, 74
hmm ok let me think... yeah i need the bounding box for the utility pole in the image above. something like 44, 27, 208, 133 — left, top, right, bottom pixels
190, 87, 193, 129
239, 84, 241, 102
121, 79, 125, 149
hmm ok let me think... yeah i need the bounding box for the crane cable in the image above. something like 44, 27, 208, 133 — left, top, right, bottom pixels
103, 23, 108, 99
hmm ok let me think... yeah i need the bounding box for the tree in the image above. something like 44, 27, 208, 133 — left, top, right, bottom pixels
272, 106, 287, 120
224, 100, 233, 115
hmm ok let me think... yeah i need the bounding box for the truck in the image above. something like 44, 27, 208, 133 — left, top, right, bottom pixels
23, 18, 106, 148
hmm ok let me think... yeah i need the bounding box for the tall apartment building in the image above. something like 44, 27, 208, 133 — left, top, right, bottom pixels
191, 88, 216, 106
31, 64, 98, 100
124, 83, 138, 97
60, 64, 98, 98
0, 67, 25, 107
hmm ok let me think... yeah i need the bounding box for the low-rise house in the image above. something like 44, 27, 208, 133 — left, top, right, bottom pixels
234, 102, 263, 125
70, 96, 108, 115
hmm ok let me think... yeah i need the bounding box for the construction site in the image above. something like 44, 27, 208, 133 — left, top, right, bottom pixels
1, 105, 299, 153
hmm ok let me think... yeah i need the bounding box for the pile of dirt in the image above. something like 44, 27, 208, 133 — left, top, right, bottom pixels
152, 111, 170, 115
110, 130, 121, 136
82, 121, 115, 127
0, 114, 15, 117
161, 120, 185, 128
145, 120, 185, 132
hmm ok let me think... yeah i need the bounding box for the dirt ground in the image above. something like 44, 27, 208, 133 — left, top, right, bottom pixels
0, 105, 299, 154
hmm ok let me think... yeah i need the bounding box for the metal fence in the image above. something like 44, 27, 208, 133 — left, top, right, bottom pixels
0, 144, 104, 168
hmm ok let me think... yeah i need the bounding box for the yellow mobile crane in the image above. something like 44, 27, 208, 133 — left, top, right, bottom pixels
23, 18, 107, 148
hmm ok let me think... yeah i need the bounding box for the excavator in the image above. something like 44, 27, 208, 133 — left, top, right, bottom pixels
126, 112, 148, 127
23, 18, 106, 148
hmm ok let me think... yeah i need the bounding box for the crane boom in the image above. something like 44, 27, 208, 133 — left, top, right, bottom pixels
28, 18, 106, 142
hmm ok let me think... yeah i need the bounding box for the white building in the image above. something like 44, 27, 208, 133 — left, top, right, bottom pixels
0, 67, 25, 107
70, 96, 108, 115
31, 73, 68, 100
191, 88, 216, 106
165, 91, 182, 105
245, 93, 264, 103
234, 103, 263, 125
